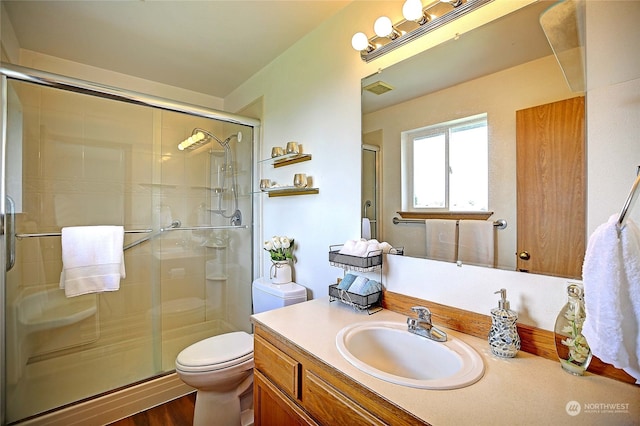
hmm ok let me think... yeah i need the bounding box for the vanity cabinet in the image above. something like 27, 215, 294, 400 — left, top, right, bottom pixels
253, 324, 424, 426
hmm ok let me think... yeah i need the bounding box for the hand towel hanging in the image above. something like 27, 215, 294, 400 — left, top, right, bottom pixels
582, 214, 640, 383
59, 226, 126, 297
458, 220, 495, 268
425, 219, 457, 262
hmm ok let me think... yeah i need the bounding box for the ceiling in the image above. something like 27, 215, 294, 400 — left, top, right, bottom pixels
2, 0, 351, 98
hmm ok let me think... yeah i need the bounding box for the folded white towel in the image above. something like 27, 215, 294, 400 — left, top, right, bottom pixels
59, 226, 126, 298
458, 220, 495, 267
338, 239, 394, 257
352, 240, 369, 256
582, 214, 640, 383
340, 239, 357, 255
425, 219, 457, 262
379, 241, 392, 254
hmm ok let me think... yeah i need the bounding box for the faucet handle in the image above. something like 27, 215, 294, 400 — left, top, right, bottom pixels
411, 306, 431, 321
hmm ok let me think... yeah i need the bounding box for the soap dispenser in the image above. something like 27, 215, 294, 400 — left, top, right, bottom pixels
488, 288, 521, 358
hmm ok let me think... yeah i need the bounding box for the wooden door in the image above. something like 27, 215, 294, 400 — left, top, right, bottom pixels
516, 96, 585, 278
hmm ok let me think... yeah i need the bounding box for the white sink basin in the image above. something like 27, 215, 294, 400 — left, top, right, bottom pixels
336, 321, 484, 389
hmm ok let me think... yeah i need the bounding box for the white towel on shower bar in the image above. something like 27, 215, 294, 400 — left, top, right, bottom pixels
458, 220, 495, 268
59, 226, 126, 297
582, 214, 640, 383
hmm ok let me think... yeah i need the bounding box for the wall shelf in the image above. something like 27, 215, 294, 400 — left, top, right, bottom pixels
260, 153, 312, 168
259, 150, 317, 197
264, 187, 319, 197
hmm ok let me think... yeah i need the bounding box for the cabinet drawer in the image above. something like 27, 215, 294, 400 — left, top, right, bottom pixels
303, 370, 386, 426
255, 334, 300, 399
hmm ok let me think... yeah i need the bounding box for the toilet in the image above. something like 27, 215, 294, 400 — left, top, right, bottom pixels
175, 278, 307, 426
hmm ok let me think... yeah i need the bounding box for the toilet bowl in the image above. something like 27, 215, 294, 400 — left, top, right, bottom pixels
176, 332, 254, 426
175, 278, 307, 426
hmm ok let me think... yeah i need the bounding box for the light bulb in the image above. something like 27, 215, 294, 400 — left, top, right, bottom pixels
351, 32, 369, 51
402, 0, 423, 21
374, 16, 393, 38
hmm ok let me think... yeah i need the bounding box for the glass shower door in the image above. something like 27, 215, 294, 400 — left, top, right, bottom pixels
2, 78, 253, 423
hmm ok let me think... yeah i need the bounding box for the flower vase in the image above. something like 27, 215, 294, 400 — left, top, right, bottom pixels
554, 283, 592, 375
270, 260, 292, 284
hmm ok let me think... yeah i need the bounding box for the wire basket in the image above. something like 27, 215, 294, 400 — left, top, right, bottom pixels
328, 283, 382, 314
328, 245, 383, 272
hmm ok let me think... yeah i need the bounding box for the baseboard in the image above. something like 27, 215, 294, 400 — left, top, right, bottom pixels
18, 373, 194, 426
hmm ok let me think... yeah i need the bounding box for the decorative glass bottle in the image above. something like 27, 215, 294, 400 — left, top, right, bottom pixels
554, 283, 592, 375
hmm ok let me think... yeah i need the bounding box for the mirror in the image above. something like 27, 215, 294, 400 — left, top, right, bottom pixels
361, 1, 585, 275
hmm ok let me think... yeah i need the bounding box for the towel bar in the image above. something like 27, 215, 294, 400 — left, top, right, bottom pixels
123, 222, 249, 250
393, 217, 507, 229
16, 228, 153, 239
616, 169, 640, 234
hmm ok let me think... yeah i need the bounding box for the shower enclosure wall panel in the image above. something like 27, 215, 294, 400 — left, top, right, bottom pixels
2, 76, 254, 424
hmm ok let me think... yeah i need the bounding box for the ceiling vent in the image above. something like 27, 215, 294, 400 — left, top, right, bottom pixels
363, 81, 393, 95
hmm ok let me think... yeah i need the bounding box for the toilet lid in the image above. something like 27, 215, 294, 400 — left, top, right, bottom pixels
176, 332, 254, 373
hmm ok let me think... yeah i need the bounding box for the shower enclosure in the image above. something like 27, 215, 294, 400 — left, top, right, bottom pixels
0, 65, 258, 423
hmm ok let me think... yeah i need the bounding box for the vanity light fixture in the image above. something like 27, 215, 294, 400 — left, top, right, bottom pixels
352, 0, 493, 62
374, 16, 401, 39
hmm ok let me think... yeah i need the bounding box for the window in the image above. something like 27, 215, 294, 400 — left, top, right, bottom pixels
402, 114, 488, 212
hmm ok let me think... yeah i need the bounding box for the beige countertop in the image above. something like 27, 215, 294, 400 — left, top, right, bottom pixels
252, 298, 640, 425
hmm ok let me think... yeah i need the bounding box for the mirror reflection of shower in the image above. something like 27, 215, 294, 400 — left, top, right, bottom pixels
178, 128, 243, 225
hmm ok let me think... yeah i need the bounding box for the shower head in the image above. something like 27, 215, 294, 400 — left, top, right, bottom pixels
224, 132, 243, 145
178, 128, 243, 151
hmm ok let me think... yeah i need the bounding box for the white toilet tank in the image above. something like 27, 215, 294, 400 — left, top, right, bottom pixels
252, 278, 307, 314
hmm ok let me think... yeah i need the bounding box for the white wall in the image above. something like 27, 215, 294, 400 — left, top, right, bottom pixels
226, 0, 640, 331
585, 0, 640, 233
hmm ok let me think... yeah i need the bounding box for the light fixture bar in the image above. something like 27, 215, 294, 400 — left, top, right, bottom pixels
178, 131, 207, 151
359, 0, 494, 62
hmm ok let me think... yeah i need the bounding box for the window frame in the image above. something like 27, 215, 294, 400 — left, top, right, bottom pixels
401, 113, 488, 213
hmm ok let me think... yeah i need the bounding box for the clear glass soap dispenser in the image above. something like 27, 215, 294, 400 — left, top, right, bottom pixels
488, 288, 521, 358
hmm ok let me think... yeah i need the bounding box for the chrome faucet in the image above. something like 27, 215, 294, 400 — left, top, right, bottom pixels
407, 306, 447, 342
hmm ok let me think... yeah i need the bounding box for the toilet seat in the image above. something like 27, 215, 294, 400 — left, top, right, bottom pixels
176, 331, 254, 373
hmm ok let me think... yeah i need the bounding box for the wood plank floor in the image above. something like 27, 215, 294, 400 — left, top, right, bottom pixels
108, 393, 196, 426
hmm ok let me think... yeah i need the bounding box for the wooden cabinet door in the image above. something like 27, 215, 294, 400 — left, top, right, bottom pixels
516, 96, 585, 278
254, 335, 300, 399
254, 371, 319, 426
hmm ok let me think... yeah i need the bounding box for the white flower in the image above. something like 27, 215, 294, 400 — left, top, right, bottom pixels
264, 235, 295, 261
561, 325, 574, 335
272, 236, 282, 249
281, 237, 291, 249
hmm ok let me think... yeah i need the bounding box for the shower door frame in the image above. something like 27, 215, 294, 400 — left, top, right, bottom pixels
0, 64, 261, 424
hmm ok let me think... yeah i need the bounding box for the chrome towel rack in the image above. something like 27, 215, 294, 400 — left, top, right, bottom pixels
123, 220, 181, 250
13, 220, 249, 251
123, 222, 249, 250
393, 217, 507, 229
16, 228, 153, 240
616, 167, 640, 234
